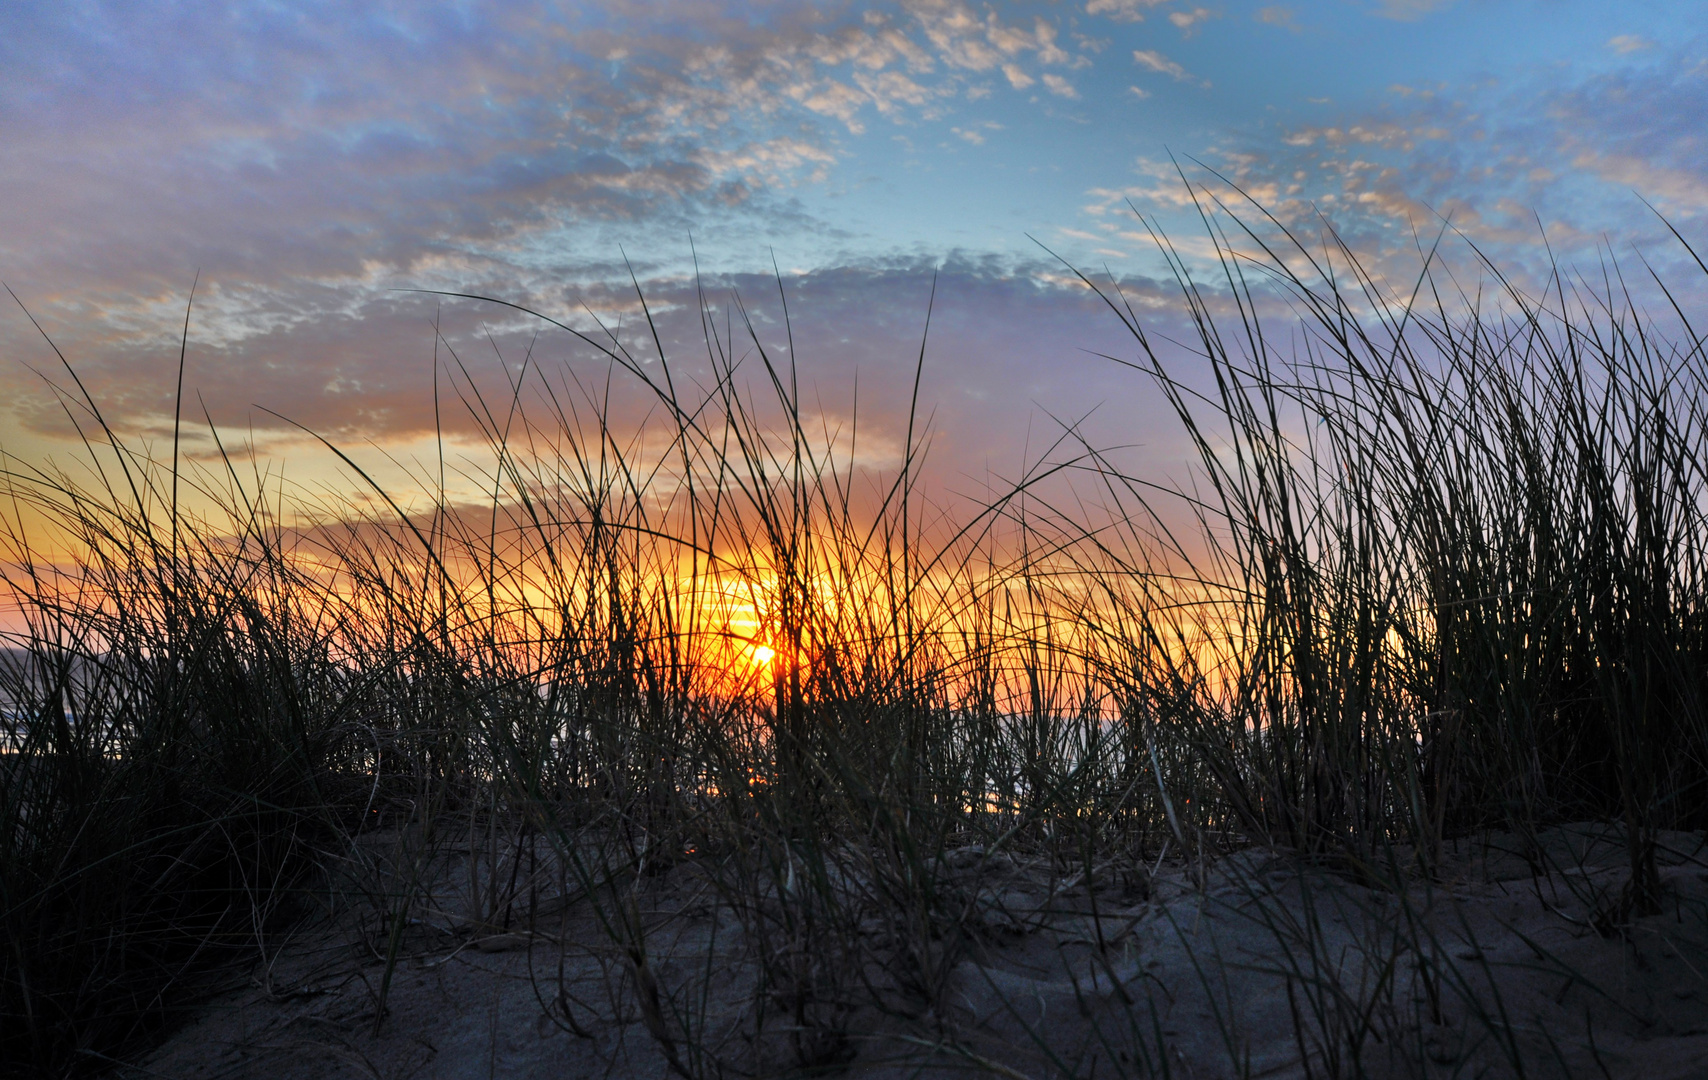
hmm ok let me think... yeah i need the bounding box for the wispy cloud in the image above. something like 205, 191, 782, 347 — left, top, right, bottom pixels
951, 121, 1002, 144
1105, 41, 1708, 292
1607, 34, 1654, 55
1003, 62, 1036, 88
1083, 0, 1171, 24
1168, 8, 1220, 38
1132, 48, 1208, 86
908, 0, 1078, 73
1042, 73, 1080, 98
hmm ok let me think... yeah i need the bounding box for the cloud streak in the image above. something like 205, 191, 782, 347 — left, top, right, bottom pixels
1132, 48, 1208, 87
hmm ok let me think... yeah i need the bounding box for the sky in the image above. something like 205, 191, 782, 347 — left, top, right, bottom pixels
2, 0, 1705, 515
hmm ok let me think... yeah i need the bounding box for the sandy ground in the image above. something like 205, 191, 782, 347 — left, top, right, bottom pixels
129, 824, 1708, 1079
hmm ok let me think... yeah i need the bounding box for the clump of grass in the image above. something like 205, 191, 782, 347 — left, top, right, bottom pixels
1058, 179, 1708, 908
1, 183, 1704, 1078
0, 403, 359, 1074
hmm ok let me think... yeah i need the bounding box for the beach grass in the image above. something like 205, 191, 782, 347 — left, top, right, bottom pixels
3, 188, 1706, 1077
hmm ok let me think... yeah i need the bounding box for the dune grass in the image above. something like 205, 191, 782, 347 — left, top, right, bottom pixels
2, 190, 1706, 1077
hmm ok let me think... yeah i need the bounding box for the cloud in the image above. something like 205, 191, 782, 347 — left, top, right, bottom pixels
1102, 41, 1708, 298
1083, 0, 1171, 23
7, 0, 1701, 491
1607, 35, 1654, 55
4, 244, 1192, 510
1042, 73, 1079, 98
1132, 49, 1207, 86
697, 138, 838, 187
0, 0, 1189, 497
1168, 8, 1220, 38
790, 78, 872, 130
0, 0, 1110, 453
1254, 6, 1298, 31
951, 124, 989, 144
906, 0, 1082, 75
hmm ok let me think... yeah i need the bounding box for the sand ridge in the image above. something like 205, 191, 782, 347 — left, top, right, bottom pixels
129, 823, 1708, 1079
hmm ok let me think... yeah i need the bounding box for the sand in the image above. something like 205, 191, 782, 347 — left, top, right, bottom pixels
129, 824, 1708, 1079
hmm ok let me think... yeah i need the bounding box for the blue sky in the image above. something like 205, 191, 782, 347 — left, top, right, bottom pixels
2, 0, 1704, 498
